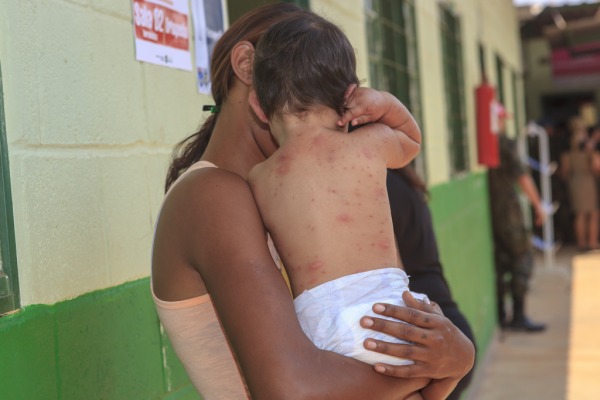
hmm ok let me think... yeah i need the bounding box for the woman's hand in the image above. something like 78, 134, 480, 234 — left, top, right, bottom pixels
360, 291, 475, 381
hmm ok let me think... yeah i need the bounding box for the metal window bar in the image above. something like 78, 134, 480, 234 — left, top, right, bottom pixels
440, 5, 468, 174
0, 61, 19, 315
366, 0, 425, 179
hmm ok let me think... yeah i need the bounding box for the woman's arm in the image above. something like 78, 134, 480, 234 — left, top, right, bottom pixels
176, 168, 429, 399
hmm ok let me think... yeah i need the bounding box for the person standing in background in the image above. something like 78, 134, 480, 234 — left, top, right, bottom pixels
586, 124, 600, 224
488, 104, 547, 332
561, 117, 600, 251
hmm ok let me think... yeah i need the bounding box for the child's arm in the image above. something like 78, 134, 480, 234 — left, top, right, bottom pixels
338, 84, 421, 168
338, 84, 421, 144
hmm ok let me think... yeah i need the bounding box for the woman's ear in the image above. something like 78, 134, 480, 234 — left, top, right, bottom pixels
231, 41, 254, 86
248, 90, 269, 124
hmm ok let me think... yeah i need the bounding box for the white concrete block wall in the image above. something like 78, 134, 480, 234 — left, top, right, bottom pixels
0, 0, 209, 305
0, 0, 524, 305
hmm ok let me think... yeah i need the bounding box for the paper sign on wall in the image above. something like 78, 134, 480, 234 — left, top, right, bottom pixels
132, 0, 192, 71
191, 0, 225, 94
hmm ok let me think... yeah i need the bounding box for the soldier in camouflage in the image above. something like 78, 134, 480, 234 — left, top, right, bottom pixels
488, 104, 547, 332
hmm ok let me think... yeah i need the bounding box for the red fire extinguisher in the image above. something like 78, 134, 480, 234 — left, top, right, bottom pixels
475, 78, 500, 167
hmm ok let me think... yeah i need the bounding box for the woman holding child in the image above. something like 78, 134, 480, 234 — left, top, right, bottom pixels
152, 4, 474, 399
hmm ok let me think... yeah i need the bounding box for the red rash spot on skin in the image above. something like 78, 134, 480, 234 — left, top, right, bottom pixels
326, 150, 337, 163
336, 213, 353, 223
362, 147, 374, 159
307, 261, 323, 271
276, 154, 291, 176
311, 136, 324, 146
375, 188, 386, 198
277, 164, 289, 175
377, 241, 390, 250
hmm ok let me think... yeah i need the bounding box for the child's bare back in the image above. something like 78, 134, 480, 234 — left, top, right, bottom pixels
249, 109, 401, 297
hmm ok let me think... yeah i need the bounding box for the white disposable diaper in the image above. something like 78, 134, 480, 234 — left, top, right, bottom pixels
294, 268, 429, 366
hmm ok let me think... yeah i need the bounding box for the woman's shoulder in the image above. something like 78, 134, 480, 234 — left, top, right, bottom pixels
166, 166, 253, 212
157, 166, 256, 234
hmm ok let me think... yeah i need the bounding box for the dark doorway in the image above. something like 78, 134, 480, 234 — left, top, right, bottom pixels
541, 92, 596, 126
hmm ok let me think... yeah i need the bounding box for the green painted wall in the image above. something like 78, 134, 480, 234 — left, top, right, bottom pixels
0, 173, 495, 400
428, 171, 497, 364
0, 278, 199, 400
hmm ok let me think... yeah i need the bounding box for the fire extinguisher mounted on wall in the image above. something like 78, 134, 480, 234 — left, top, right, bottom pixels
475, 77, 500, 167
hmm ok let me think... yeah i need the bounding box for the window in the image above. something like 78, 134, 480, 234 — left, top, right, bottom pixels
440, 5, 468, 174
495, 54, 505, 105
365, 0, 425, 176
228, 1, 310, 24
512, 69, 521, 135
478, 43, 487, 81
0, 61, 19, 316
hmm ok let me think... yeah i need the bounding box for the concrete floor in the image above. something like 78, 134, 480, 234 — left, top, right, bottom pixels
466, 246, 600, 400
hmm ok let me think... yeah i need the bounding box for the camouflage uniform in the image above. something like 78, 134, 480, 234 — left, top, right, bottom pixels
488, 133, 533, 324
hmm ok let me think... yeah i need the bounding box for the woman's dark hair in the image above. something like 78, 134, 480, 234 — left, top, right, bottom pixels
396, 165, 429, 198
252, 13, 359, 119
165, 3, 305, 192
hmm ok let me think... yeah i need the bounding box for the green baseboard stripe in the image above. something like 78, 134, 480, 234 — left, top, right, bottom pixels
428, 171, 497, 364
0, 278, 200, 400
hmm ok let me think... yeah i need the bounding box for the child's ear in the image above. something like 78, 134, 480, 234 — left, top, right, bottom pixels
248, 90, 269, 124
231, 41, 254, 86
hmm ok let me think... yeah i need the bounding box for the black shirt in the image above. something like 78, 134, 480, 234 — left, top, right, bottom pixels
386, 169, 457, 309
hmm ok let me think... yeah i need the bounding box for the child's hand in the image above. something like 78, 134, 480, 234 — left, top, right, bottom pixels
337, 84, 391, 127
338, 84, 421, 168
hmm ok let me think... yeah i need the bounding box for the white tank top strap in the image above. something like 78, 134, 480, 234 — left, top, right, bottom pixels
165, 160, 218, 198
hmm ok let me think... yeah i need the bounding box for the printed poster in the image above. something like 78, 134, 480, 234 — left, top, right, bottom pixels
132, 0, 192, 71
191, 0, 226, 94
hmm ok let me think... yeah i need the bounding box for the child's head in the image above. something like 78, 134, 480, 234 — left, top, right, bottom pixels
252, 12, 359, 120
210, 3, 306, 106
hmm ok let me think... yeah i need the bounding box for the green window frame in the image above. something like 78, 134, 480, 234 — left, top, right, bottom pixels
512, 69, 521, 136
495, 54, 505, 105
440, 4, 468, 174
365, 0, 425, 176
0, 61, 19, 316
478, 42, 487, 81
